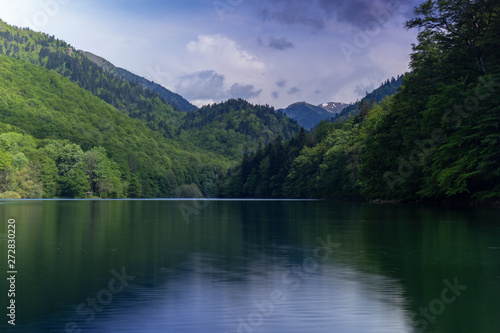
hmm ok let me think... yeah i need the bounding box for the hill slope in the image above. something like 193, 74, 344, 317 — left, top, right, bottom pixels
0, 19, 185, 138
179, 99, 302, 159
82, 51, 197, 111
0, 19, 297, 162
0, 54, 226, 198
219, 0, 500, 203
333, 76, 404, 123
318, 102, 350, 114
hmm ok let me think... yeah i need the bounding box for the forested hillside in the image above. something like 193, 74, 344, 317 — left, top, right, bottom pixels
0, 19, 189, 139
219, 0, 500, 204
0, 18, 302, 188
332, 75, 404, 123
0, 54, 227, 198
82, 51, 197, 112
179, 99, 301, 159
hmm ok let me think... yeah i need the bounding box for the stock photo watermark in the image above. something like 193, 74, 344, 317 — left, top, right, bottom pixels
145, 60, 170, 85
384, 75, 499, 192
6, 218, 17, 326
411, 277, 467, 332
178, 199, 210, 225
228, 235, 340, 333
64, 267, 135, 333
213, 0, 244, 22
22, 0, 70, 29
340, 0, 412, 64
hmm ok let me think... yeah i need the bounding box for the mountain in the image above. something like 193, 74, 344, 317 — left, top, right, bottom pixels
0, 54, 227, 199
280, 77, 403, 130
0, 19, 304, 199
0, 19, 297, 162
333, 75, 405, 123
220, 0, 500, 204
318, 102, 350, 114
0, 19, 186, 139
179, 99, 302, 159
281, 101, 348, 130
82, 51, 197, 111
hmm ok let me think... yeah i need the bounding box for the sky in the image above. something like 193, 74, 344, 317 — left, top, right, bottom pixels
0, 0, 425, 109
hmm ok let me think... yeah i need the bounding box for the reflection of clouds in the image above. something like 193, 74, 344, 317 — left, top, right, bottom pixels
82, 252, 412, 333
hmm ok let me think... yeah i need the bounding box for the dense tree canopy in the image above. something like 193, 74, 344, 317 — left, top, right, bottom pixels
0, 54, 228, 198
0, 20, 300, 162
219, 0, 500, 204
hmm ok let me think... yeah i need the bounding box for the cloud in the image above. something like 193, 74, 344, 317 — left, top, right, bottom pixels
287, 87, 300, 95
255, 0, 419, 29
276, 79, 287, 88
180, 34, 266, 105
267, 36, 295, 51
272, 91, 279, 99
229, 83, 263, 99
176, 71, 263, 105
186, 34, 265, 75
354, 83, 375, 97
176, 70, 226, 100
258, 0, 325, 30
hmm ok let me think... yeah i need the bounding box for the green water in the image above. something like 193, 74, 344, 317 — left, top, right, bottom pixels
0, 200, 498, 332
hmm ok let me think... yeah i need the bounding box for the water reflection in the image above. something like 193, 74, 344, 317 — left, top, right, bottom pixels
72, 253, 412, 333
0, 200, 498, 332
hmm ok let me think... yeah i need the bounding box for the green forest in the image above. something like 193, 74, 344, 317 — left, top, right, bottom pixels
0, 0, 499, 203
219, 0, 500, 204
0, 20, 300, 199
0, 54, 229, 198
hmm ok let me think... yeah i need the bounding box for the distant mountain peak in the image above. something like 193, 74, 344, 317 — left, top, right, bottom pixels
318, 102, 350, 114
280, 101, 349, 130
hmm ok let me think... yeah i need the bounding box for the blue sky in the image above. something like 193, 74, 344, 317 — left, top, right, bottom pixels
0, 0, 424, 108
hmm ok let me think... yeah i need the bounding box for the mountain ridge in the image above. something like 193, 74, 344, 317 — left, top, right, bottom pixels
332, 75, 405, 123
82, 51, 197, 112
318, 102, 351, 114
280, 101, 348, 130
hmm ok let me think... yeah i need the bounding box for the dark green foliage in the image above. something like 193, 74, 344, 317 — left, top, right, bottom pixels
179, 99, 302, 160
0, 20, 296, 163
81, 51, 197, 111
0, 20, 184, 139
333, 75, 404, 123
220, 0, 500, 203
0, 54, 228, 198
218, 127, 312, 198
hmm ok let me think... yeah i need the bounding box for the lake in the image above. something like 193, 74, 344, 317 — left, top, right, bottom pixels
0, 200, 499, 332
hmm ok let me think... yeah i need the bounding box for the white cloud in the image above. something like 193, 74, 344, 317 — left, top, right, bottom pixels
176, 70, 226, 101
183, 34, 266, 93
186, 35, 265, 71
0, 1, 418, 109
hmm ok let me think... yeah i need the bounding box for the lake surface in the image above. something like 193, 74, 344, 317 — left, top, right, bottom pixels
0, 200, 499, 333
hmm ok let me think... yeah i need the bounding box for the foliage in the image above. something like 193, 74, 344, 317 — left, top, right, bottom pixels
179, 99, 302, 160
0, 20, 297, 163
219, 0, 500, 203
0, 54, 228, 198
0, 191, 21, 199
333, 75, 404, 123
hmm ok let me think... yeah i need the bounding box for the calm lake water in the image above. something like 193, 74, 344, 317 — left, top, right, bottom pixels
0, 200, 499, 333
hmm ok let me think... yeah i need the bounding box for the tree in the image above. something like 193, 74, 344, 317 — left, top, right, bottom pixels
407, 0, 499, 75
0, 150, 12, 193
83, 146, 122, 198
